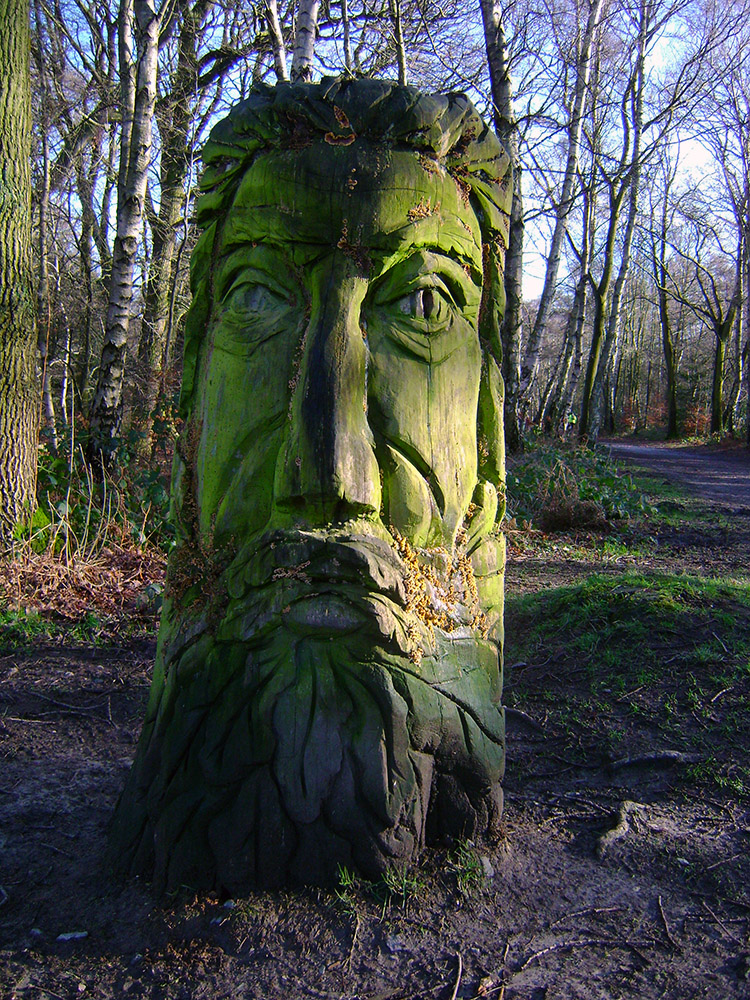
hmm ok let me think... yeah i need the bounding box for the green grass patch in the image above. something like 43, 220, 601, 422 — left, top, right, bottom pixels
506, 571, 750, 683
504, 571, 750, 794
0, 608, 58, 648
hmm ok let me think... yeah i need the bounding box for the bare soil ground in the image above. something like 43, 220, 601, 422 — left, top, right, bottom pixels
605, 440, 750, 511
1, 444, 749, 1000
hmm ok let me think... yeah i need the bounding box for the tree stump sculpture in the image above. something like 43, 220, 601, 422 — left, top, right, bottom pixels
110, 78, 512, 892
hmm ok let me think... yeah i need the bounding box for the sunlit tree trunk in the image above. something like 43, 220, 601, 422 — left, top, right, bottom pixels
291, 0, 319, 82
88, 0, 159, 467
652, 156, 680, 439
0, 0, 38, 544
541, 175, 594, 435
33, 0, 58, 452
138, 4, 199, 443
588, 159, 641, 441
341, 0, 353, 73
710, 280, 739, 435
480, 0, 523, 451
265, 0, 289, 81
519, 0, 603, 413
389, 0, 407, 85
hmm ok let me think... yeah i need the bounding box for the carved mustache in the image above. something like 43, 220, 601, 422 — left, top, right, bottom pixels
228, 527, 409, 605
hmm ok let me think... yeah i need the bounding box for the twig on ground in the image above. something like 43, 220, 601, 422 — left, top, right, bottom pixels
344, 912, 360, 972
704, 852, 744, 871
550, 905, 627, 928
710, 686, 733, 704
616, 684, 645, 702
4, 717, 57, 725
549, 753, 601, 771
657, 895, 681, 951
27, 986, 66, 1000
711, 631, 729, 654
701, 900, 742, 944
41, 842, 73, 859
519, 937, 634, 971
504, 707, 544, 732
608, 750, 701, 771
449, 953, 463, 1000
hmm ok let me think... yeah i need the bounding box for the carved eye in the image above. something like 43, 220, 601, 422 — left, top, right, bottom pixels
225, 282, 285, 315
398, 288, 433, 319
396, 286, 450, 326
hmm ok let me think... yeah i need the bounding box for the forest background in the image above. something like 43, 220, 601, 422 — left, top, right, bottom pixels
0, 0, 749, 561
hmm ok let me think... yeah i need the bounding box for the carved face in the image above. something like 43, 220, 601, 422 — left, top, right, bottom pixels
111, 85, 508, 893
191, 143, 490, 554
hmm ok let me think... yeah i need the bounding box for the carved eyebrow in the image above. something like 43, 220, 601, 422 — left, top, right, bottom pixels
215, 245, 298, 301
371, 248, 481, 306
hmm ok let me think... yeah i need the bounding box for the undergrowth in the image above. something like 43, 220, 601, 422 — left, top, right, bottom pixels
1, 422, 172, 637
505, 440, 653, 532
506, 572, 750, 684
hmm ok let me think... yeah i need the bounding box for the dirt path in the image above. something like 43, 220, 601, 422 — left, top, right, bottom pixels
604, 440, 750, 511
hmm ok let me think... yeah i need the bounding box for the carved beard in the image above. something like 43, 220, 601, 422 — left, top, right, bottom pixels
111, 530, 504, 893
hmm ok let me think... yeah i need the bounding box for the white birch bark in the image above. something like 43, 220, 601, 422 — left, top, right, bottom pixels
342, 0, 352, 73
479, 0, 523, 450
88, 0, 159, 465
291, 0, 320, 82
265, 0, 289, 82
389, 0, 407, 85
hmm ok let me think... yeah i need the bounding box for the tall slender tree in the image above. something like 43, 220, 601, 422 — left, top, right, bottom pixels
480, 0, 523, 451
0, 0, 38, 544
88, 0, 160, 467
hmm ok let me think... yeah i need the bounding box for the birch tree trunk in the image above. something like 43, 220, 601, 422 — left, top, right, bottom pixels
342, 0, 353, 73
588, 157, 641, 441
138, 4, 200, 441
265, 0, 289, 82
389, 0, 407, 85
539, 166, 595, 434
0, 0, 38, 544
518, 0, 603, 411
291, 0, 320, 82
710, 268, 740, 434
88, 0, 159, 467
479, 0, 523, 451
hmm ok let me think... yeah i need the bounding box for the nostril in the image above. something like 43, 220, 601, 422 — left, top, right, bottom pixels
333, 499, 378, 522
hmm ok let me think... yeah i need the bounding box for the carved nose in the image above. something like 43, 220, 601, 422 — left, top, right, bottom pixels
273, 262, 381, 523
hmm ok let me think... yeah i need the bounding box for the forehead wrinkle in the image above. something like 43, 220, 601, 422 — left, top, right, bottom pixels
221, 147, 483, 258
217, 237, 482, 284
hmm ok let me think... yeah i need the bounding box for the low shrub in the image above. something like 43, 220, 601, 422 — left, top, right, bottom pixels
505, 441, 652, 532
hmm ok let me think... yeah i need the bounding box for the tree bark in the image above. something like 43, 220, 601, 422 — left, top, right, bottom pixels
519, 0, 603, 412
653, 158, 680, 439
88, 0, 160, 467
265, 0, 289, 82
137, 3, 201, 444
389, 0, 407, 85
0, 0, 38, 544
479, 0, 523, 451
291, 0, 320, 82
33, 0, 58, 453
588, 153, 641, 441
